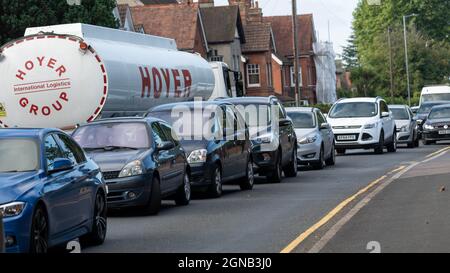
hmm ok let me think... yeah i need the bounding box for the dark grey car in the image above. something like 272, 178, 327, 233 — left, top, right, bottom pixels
72, 117, 191, 215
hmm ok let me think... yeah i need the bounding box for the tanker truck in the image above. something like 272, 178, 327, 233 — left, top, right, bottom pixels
0, 23, 235, 129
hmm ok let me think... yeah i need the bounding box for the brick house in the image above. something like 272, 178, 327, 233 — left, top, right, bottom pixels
130, 2, 209, 58
200, 3, 246, 96
264, 14, 318, 105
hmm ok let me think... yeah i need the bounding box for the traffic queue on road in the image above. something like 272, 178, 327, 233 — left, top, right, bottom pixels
3, 94, 450, 253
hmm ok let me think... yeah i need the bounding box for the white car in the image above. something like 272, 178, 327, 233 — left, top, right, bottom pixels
327, 97, 397, 155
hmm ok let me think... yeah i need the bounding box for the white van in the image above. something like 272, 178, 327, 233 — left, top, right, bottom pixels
419, 85, 450, 106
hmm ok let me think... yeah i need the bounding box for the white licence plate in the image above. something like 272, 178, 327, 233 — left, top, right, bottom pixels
337, 135, 356, 141
438, 130, 450, 135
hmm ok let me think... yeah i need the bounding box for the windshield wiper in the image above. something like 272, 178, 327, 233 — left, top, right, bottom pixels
103, 146, 140, 151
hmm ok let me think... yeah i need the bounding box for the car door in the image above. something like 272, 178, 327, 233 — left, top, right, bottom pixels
54, 133, 95, 226
275, 101, 292, 165
221, 105, 238, 179
42, 134, 82, 236
234, 107, 251, 176
159, 122, 185, 189
226, 105, 247, 178
381, 101, 394, 141
151, 122, 176, 194
316, 110, 333, 157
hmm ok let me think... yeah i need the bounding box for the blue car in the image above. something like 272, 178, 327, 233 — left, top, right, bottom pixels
0, 128, 107, 253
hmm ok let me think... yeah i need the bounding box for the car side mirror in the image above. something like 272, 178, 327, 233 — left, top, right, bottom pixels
381, 112, 390, 118
156, 141, 175, 152
320, 123, 330, 130
48, 158, 74, 174
279, 119, 291, 127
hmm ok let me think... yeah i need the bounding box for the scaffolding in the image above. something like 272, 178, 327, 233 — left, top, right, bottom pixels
314, 41, 337, 104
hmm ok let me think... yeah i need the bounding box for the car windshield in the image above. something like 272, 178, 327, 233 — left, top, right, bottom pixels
429, 107, 450, 119
391, 108, 409, 120
0, 138, 39, 172
72, 122, 150, 149
151, 108, 220, 138
418, 103, 444, 114
232, 102, 272, 128
329, 102, 377, 118
422, 93, 450, 102
287, 112, 316, 128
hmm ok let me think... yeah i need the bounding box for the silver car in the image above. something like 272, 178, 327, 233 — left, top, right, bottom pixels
389, 104, 419, 148
286, 107, 335, 169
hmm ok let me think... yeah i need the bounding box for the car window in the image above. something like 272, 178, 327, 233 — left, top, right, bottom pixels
317, 111, 326, 125
275, 102, 286, 119
151, 122, 169, 146
391, 108, 409, 120
159, 122, 179, 145
287, 112, 315, 128
329, 102, 378, 118
380, 101, 389, 114
223, 106, 237, 132
45, 135, 63, 171
55, 134, 86, 164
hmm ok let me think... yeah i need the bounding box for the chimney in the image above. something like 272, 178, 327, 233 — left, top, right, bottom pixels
198, 0, 214, 8
229, 0, 251, 24
247, 0, 262, 23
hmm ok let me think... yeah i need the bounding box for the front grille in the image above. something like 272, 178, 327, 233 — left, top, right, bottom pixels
433, 123, 450, 129
332, 125, 362, 130
102, 171, 120, 180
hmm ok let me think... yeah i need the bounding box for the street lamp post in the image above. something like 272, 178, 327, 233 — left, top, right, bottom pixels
403, 14, 417, 106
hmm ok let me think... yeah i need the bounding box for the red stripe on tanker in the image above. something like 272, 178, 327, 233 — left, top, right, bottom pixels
0, 23, 215, 129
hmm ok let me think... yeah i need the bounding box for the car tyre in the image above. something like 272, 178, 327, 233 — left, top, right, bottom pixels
30, 205, 49, 253
267, 151, 282, 183
387, 132, 397, 153
240, 159, 255, 190
284, 148, 298, 177
144, 176, 161, 215
414, 135, 420, 147
82, 192, 107, 246
336, 148, 346, 155
325, 143, 336, 166
312, 145, 325, 170
423, 139, 435, 145
374, 131, 384, 154
175, 173, 191, 206
208, 165, 223, 198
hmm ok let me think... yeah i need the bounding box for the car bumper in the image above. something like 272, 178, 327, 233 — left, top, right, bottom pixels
105, 173, 154, 209
189, 163, 213, 188
3, 204, 34, 253
251, 147, 279, 174
397, 130, 413, 143
333, 127, 380, 149
423, 130, 450, 141
297, 142, 321, 164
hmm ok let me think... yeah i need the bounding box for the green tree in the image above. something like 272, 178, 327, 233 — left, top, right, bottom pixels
0, 0, 118, 45
342, 33, 359, 69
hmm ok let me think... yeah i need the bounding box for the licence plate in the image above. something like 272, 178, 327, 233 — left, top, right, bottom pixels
438, 130, 450, 135
337, 135, 356, 141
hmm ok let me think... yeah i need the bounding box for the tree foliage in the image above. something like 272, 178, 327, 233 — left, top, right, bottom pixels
0, 0, 118, 45
346, 0, 450, 104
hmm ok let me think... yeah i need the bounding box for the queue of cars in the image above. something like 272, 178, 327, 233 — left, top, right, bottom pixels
2, 94, 450, 253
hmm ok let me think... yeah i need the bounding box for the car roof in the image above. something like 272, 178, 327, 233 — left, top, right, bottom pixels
0, 128, 61, 138
150, 101, 234, 112
337, 97, 380, 103
421, 101, 450, 105
219, 96, 276, 105
82, 116, 162, 126
285, 107, 315, 112
430, 104, 450, 110
388, 104, 408, 108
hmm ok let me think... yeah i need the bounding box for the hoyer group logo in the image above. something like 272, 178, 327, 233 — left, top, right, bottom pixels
14, 56, 71, 117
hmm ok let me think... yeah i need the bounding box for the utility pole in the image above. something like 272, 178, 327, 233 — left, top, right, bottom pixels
292, 0, 300, 106
387, 26, 394, 100
403, 14, 416, 106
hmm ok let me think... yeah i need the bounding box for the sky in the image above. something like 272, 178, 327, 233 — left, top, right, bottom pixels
214, 0, 359, 56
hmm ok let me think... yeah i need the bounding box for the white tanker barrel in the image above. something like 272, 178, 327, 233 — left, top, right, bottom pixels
0, 23, 215, 129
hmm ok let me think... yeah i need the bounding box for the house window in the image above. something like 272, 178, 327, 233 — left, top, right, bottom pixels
290, 66, 302, 87
247, 64, 260, 87
210, 55, 224, 62
266, 63, 273, 87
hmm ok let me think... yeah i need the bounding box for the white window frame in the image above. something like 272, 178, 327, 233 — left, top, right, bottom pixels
247, 64, 261, 88
290, 66, 303, 87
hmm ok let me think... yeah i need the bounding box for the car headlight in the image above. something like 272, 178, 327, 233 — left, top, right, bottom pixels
400, 125, 409, 132
253, 133, 273, 144
423, 124, 434, 130
364, 123, 378, 129
0, 202, 25, 218
298, 135, 318, 144
187, 149, 207, 164
119, 160, 144, 178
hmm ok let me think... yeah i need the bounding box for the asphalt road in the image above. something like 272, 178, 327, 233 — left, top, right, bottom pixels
84, 143, 447, 253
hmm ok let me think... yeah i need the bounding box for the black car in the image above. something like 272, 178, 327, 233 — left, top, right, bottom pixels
422, 104, 450, 145
220, 96, 298, 183
415, 101, 449, 136
72, 117, 190, 215
148, 101, 254, 198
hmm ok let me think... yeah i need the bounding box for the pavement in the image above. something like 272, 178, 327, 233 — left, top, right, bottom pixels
84, 143, 449, 253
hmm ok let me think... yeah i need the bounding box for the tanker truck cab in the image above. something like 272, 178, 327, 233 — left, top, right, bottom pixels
210, 62, 234, 99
